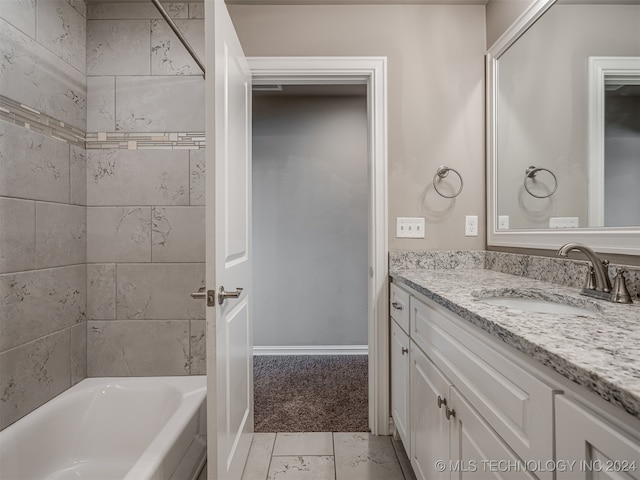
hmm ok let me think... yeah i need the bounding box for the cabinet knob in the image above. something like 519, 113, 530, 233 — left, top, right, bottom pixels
445, 407, 456, 420
401, 347, 408, 355
392, 301, 404, 311
437, 396, 447, 409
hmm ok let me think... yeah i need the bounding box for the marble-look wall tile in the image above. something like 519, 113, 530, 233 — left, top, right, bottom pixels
67, 0, 86, 18
86, 76, 115, 131
115, 76, 205, 132
150, 19, 204, 76
190, 319, 205, 375
0, 329, 71, 430
116, 263, 205, 320
35, 202, 86, 269
71, 321, 87, 384
36, 0, 86, 74
87, 263, 116, 320
0, 19, 86, 128
87, 320, 190, 376
0, 122, 70, 203
0, 197, 35, 274
190, 149, 205, 206
88, 2, 188, 20
87, 149, 189, 206
0, 0, 36, 37
87, 20, 150, 76
152, 206, 205, 262
87, 207, 152, 262
188, 3, 204, 19
70, 146, 87, 205
0, 265, 86, 352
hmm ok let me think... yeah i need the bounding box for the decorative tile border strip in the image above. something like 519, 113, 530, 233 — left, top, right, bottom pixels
0, 95, 86, 147
86, 132, 206, 150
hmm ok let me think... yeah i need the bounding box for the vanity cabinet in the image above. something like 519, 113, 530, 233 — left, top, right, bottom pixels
390, 276, 640, 480
392, 281, 556, 480
555, 396, 640, 480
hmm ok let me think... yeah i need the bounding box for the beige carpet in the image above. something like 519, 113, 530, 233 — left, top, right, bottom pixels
253, 355, 368, 432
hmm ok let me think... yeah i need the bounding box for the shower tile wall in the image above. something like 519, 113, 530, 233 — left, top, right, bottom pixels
0, 1, 87, 430
85, 2, 206, 377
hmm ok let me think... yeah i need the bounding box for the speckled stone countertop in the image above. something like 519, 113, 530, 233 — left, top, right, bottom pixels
391, 268, 640, 419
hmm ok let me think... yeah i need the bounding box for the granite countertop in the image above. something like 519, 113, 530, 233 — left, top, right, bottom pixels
390, 268, 640, 419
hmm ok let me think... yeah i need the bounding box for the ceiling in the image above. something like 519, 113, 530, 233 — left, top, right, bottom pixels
85, 0, 490, 4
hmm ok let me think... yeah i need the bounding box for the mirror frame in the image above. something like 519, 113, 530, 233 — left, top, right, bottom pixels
486, 0, 640, 255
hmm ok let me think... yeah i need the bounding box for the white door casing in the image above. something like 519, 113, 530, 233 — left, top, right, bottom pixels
205, 0, 253, 478
248, 56, 389, 435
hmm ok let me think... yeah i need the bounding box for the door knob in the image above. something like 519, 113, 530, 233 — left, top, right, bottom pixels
218, 286, 244, 305
191, 286, 216, 307
401, 347, 408, 355
437, 396, 447, 409
191, 286, 206, 299
445, 407, 456, 420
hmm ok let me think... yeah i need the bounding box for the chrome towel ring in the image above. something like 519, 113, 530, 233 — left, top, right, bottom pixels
433, 165, 463, 198
524, 166, 558, 198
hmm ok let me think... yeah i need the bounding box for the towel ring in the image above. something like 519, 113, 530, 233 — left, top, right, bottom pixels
433, 165, 463, 198
524, 166, 557, 198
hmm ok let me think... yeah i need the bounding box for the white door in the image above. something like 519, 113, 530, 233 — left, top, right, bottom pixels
205, 0, 253, 478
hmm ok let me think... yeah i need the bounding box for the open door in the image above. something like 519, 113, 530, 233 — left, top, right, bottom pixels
205, 0, 253, 478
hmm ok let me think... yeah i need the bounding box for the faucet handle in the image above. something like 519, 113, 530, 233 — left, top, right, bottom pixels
601, 259, 612, 292
611, 268, 633, 304
584, 265, 597, 291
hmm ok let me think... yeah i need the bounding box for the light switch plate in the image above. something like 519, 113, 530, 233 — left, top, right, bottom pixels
397, 217, 425, 238
498, 215, 509, 230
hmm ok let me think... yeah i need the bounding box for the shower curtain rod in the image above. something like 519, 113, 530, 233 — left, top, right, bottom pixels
150, 0, 206, 78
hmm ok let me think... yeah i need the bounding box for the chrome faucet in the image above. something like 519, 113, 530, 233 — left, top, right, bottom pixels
557, 243, 633, 304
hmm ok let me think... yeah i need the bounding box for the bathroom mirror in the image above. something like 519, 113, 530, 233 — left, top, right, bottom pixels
487, 0, 640, 255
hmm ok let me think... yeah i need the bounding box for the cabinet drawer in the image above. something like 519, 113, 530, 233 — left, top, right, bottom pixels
410, 295, 556, 476
390, 283, 410, 333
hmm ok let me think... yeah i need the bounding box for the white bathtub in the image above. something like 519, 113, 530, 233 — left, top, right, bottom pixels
0, 376, 207, 480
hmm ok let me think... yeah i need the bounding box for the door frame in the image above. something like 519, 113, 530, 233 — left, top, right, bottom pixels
248, 56, 390, 435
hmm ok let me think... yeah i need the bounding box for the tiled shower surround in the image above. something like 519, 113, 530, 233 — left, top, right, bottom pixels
85, 2, 206, 377
0, 1, 207, 429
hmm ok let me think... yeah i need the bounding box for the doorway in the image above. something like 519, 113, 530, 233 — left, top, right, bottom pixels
252, 86, 369, 432
248, 57, 389, 436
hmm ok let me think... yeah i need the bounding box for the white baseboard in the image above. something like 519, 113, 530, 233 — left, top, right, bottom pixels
253, 345, 368, 356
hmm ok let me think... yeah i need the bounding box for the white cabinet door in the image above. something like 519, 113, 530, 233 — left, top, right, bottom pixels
410, 342, 452, 480
556, 396, 640, 480
391, 320, 411, 450
449, 387, 537, 480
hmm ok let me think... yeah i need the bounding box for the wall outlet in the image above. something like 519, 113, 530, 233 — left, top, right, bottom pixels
397, 217, 425, 238
465, 215, 478, 236
549, 217, 579, 229
498, 215, 509, 230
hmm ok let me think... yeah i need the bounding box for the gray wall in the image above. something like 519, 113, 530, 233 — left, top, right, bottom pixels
0, 0, 87, 430
84, 2, 207, 377
253, 95, 368, 347
229, 4, 487, 252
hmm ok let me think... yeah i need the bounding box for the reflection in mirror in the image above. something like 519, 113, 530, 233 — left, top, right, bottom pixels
495, 1, 640, 231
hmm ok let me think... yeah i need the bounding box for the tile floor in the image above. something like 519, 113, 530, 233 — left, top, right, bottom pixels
198, 432, 417, 480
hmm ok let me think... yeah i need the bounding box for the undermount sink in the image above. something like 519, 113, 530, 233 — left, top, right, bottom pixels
479, 296, 596, 316
472, 289, 602, 316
